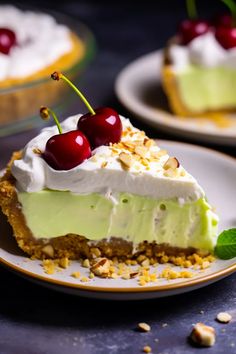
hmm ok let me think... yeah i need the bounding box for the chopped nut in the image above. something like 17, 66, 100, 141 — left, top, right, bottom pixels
71, 271, 81, 279
82, 259, 90, 268
141, 158, 149, 167
119, 152, 133, 169
121, 273, 130, 280
163, 157, 180, 170
58, 257, 70, 269
101, 161, 108, 168
137, 255, 147, 264
144, 139, 154, 148
138, 322, 151, 332
110, 273, 118, 279
91, 247, 101, 258
139, 279, 147, 286
190, 323, 216, 347
143, 345, 152, 353
42, 259, 56, 275
130, 272, 139, 279
201, 261, 210, 269
134, 145, 148, 158
33, 148, 42, 155
123, 141, 135, 150
216, 312, 232, 323
179, 270, 193, 278
141, 259, 150, 268
41, 244, 54, 258
91, 257, 110, 277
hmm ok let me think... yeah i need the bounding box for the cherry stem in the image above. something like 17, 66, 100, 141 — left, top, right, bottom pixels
186, 0, 198, 19
40, 107, 62, 134
221, 0, 236, 27
54, 73, 96, 116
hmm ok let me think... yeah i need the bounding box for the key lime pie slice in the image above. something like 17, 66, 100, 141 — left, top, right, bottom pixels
162, 2, 236, 116
0, 73, 218, 261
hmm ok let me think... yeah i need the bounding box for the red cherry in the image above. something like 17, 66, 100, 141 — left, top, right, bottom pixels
77, 107, 122, 149
43, 130, 91, 170
178, 19, 210, 45
215, 26, 236, 49
0, 28, 16, 55
213, 14, 233, 28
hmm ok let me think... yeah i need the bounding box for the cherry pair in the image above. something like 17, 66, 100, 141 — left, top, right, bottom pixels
178, 0, 236, 49
41, 72, 122, 170
179, 16, 236, 49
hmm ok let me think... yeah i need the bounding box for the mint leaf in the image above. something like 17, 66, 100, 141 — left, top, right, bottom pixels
215, 229, 236, 259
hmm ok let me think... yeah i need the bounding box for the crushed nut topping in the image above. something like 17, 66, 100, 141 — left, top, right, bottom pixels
144, 139, 154, 148
119, 152, 133, 169
33, 148, 42, 155
134, 145, 148, 158
190, 323, 216, 347
163, 157, 180, 170
101, 161, 108, 168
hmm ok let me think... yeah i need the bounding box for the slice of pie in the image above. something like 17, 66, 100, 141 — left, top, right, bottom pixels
0, 5, 86, 126
0, 114, 218, 261
162, 28, 236, 117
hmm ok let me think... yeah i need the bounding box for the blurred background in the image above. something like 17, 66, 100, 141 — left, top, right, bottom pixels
0, 0, 230, 168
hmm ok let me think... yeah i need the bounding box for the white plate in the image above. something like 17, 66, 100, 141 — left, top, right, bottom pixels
1, 141, 236, 300
115, 50, 236, 146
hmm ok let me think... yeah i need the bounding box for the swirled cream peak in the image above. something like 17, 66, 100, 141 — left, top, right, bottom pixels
11, 114, 204, 201
0, 5, 72, 80
169, 31, 236, 71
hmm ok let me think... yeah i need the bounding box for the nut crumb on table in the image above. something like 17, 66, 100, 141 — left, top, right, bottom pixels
190, 323, 216, 347
138, 322, 151, 332
216, 312, 232, 323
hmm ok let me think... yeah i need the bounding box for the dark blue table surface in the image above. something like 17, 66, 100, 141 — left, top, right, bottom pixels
0, 1, 235, 353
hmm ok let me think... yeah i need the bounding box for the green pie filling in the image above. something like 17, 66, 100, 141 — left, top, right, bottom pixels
18, 191, 218, 252
176, 65, 236, 113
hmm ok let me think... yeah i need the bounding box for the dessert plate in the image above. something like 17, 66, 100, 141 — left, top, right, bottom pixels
115, 50, 236, 146
1, 141, 236, 300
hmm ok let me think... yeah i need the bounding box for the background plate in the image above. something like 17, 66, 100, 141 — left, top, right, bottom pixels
115, 50, 236, 146
0, 141, 236, 300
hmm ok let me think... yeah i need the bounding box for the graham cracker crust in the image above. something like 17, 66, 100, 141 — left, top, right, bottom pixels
0, 152, 207, 262
162, 36, 236, 118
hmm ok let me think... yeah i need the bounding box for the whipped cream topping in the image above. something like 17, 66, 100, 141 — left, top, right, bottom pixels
11, 114, 204, 202
169, 31, 236, 71
0, 5, 72, 80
